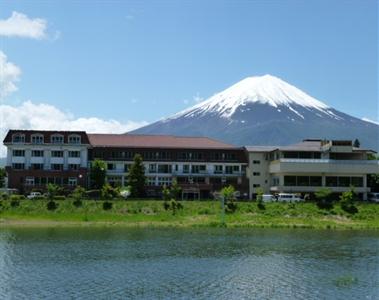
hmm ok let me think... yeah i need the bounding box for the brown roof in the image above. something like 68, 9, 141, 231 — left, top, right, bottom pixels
3, 129, 90, 144
87, 134, 237, 149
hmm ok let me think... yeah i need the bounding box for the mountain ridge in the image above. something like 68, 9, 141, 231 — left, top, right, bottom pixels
132, 75, 379, 150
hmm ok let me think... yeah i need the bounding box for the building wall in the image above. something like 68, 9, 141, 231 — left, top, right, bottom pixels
246, 152, 270, 197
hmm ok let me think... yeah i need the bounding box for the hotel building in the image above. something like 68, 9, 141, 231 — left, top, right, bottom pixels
246, 139, 378, 200
3, 130, 378, 200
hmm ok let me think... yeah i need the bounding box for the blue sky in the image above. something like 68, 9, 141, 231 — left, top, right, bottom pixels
0, 0, 377, 142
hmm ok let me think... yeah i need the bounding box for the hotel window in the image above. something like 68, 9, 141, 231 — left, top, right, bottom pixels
12, 133, 25, 143
68, 177, 78, 186
157, 177, 172, 186
31, 163, 44, 170
272, 177, 280, 186
253, 172, 260, 176
297, 176, 310, 187
12, 163, 25, 170
147, 177, 156, 186
51, 134, 64, 144
32, 150, 44, 157
326, 177, 338, 187
68, 151, 81, 158
69, 164, 80, 170
51, 150, 64, 157
12, 150, 25, 157
68, 135, 81, 144
225, 166, 233, 174
158, 164, 172, 174
253, 184, 261, 188
25, 177, 35, 186
183, 165, 190, 173
124, 164, 131, 172
253, 160, 260, 164
338, 177, 351, 187
310, 176, 322, 186
107, 163, 115, 170
51, 164, 63, 171
351, 177, 363, 187
224, 153, 236, 161
191, 165, 206, 174
31, 134, 44, 144
214, 165, 223, 174
149, 164, 157, 173
284, 176, 297, 186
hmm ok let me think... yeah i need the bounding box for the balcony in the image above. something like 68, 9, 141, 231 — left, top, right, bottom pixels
270, 185, 370, 193
269, 159, 379, 174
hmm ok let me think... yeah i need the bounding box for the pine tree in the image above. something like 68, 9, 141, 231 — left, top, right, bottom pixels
128, 154, 146, 197
353, 139, 360, 148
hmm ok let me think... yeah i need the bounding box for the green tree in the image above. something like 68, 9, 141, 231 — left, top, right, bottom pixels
353, 139, 360, 148
256, 187, 265, 210
0, 167, 5, 188
162, 180, 183, 214
101, 183, 120, 199
90, 159, 107, 189
340, 187, 358, 214
315, 187, 333, 209
221, 185, 237, 213
128, 154, 146, 197
71, 186, 86, 208
46, 183, 61, 200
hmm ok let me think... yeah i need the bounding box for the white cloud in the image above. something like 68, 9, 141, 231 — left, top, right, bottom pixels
193, 93, 204, 103
0, 101, 148, 157
362, 117, 379, 125
0, 51, 21, 99
0, 11, 47, 39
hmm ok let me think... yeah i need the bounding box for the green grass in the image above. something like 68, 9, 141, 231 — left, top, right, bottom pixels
0, 199, 379, 229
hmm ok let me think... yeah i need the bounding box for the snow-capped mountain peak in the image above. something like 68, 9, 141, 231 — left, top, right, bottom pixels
172, 74, 332, 119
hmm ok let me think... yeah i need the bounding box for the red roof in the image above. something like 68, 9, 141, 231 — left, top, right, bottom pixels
87, 134, 237, 149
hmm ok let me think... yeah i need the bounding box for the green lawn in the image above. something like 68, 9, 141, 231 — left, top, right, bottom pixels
1, 199, 379, 229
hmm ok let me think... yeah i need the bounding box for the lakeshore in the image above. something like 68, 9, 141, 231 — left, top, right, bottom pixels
1, 200, 378, 229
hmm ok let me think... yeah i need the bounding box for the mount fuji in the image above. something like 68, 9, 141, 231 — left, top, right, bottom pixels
132, 75, 379, 150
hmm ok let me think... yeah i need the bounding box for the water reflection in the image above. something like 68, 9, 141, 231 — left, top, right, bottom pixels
0, 228, 378, 299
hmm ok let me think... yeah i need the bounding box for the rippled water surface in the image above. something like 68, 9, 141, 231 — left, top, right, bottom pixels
0, 227, 378, 299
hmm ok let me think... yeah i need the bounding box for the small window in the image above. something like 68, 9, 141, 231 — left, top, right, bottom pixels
25, 177, 35, 186
12, 163, 25, 170
214, 165, 223, 174
68, 135, 81, 144
51, 134, 64, 144
12, 133, 25, 143
31, 163, 44, 170
68, 177, 77, 186
12, 150, 25, 157
51, 164, 63, 171
253, 160, 260, 164
107, 163, 115, 170
68, 151, 80, 158
31, 134, 44, 144
253, 172, 261, 176
32, 150, 44, 157
253, 184, 260, 188
51, 151, 64, 157
69, 164, 80, 170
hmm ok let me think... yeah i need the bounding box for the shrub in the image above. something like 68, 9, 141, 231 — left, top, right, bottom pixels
0, 193, 9, 200
226, 201, 237, 213
103, 201, 113, 210
101, 184, 120, 199
47, 184, 62, 200
340, 188, 358, 214
10, 194, 25, 200
10, 199, 20, 207
315, 188, 334, 209
86, 189, 101, 199
53, 195, 66, 200
47, 200, 58, 211
71, 186, 87, 200
163, 199, 183, 215
73, 199, 83, 208
256, 187, 265, 210
163, 200, 170, 210
220, 185, 238, 213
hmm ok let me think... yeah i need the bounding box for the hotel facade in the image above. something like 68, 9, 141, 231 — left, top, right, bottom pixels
3, 130, 378, 200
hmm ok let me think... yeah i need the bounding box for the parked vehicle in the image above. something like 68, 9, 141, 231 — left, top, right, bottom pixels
368, 193, 379, 203
27, 192, 43, 199
277, 193, 302, 202
262, 194, 275, 202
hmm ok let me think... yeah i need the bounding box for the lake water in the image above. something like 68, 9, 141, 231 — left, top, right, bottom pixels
0, 227, 378, 299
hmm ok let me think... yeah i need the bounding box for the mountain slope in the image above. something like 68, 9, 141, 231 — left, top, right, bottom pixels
132, 75, 379, 150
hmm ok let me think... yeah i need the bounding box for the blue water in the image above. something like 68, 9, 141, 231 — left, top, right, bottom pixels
0, 227, 378, 299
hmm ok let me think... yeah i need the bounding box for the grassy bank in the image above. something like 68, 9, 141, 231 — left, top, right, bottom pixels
1, 200, 379, 229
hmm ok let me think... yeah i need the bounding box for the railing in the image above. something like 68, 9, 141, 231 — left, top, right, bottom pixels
278, 159, 379, 165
